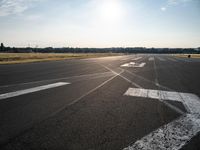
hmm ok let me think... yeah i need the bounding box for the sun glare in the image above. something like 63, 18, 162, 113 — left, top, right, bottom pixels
98, 0, 124, 22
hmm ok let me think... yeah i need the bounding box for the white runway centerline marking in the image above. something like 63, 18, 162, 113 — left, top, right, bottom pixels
0, 82, 70, 100
123, 88, 200, 150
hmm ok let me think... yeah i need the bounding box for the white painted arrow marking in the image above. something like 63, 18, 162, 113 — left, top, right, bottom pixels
123, 88, 200, 150
0, 82, 70, 100
121, 62, 146, 68
137, 63, 146, 67
121, 62, 135, 67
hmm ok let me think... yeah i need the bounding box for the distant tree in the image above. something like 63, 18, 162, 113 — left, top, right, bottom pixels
0, 43, 4, 51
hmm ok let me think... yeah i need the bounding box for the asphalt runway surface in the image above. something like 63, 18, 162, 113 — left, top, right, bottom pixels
0, 54, 200, 150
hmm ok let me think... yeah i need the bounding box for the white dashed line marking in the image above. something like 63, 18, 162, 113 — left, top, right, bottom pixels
123, 88, 200, 150
0, 82, 70, 100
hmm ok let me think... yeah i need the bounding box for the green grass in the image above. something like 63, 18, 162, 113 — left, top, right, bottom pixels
0, 53, 122, 64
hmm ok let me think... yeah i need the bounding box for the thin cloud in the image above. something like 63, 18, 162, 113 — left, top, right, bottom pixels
161, 0, 193, 11
168, 0, 192, 5
0, 0, 43, 17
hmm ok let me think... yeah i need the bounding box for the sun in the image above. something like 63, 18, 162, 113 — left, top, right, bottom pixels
98, 0, 124, 22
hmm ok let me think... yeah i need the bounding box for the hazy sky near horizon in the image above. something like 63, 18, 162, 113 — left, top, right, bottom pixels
0, 0, 199, 48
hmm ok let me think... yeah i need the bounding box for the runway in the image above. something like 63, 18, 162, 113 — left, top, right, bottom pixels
0, 54, 200, 150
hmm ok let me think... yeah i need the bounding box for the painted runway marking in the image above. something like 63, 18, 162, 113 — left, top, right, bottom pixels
0, 72, 111, 88
157, 57, 166, 61
148, 57, 154, 61
121, 62, 146, 68
123, 88, 200, 150
167, 57, 177, 62
124, 114, 200, 150
132, 57, 142, 61
0, 82, 70, 100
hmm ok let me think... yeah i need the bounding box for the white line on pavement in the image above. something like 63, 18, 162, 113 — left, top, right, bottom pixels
124, 114, 200, 150
148, 57, 154, 61
157, 57, 166, 61
0, 72, 111, 88
123, 87, 200, 150
132, 57, 142, 61
0, 82, 70, 100
100, 64, 142, 88
167, 57, 178, 62
124, 88, 200, 112
66, 70, 123, 106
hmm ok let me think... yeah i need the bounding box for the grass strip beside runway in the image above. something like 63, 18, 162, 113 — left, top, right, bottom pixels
174, 54, 200, 59
0, 53, 121, 64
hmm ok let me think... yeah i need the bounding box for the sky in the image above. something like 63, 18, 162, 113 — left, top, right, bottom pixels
0, 0, 199, 48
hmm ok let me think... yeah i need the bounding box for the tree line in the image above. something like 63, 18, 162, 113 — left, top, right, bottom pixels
1, 43, 200, 54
